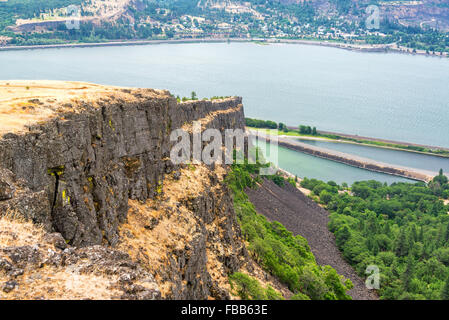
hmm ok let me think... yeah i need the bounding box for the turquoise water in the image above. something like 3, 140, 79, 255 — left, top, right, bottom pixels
296, 139, 449, 174
0, 42, 448, 147
256, 140, 414, 185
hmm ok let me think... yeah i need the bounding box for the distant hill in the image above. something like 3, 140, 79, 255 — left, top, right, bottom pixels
0, 0, 448, 52
2, 0, 449, 31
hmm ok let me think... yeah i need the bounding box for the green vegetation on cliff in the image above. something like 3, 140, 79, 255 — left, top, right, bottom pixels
226, 161, 353, 300
245, 118, 278, 130
229, 272, 284, 300
301, 171, 449, 299
0, 0, 83, 30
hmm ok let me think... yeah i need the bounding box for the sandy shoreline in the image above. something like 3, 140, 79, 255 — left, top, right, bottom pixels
0, 37, 448, 58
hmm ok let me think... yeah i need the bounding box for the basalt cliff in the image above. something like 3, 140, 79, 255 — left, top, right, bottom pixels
0, 81, 285, 300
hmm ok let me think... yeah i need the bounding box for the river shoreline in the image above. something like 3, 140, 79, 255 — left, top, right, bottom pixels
0, 37, 448, 58
253, 131, 436, 183
316, 129, 449, 153
251, 127, 449, 158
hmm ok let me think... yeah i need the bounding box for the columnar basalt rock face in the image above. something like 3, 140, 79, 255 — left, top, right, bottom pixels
0, 83, 245, 248
119, 165, 250, 300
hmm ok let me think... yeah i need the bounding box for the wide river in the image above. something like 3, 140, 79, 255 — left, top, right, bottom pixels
1, 42, 447, 184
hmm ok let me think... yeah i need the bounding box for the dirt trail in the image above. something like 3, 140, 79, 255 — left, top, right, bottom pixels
245, 179, 378, 300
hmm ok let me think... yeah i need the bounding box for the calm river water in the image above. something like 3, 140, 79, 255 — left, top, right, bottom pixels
1, 42, 447, 183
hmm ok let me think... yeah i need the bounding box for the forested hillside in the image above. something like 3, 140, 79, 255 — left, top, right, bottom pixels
0, 0, 448, 53
301, 170, 449, 299
0, 0, 83, 29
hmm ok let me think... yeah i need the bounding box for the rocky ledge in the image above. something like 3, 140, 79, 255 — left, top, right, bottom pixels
0, 80, 280, 300
0, 80, 244, 246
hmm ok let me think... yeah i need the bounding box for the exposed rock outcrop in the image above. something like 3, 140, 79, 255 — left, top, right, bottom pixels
118, 165, 250, 299
0, 216, 160, 300
0, 80, 283, 300
0, 81, 244, 247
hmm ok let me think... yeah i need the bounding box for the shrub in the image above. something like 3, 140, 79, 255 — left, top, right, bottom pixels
229, 273, 266, 300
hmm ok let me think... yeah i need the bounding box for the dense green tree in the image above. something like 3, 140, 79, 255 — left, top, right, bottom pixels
278, 122, 288, 132
442, 275, 449, 300
434, 169, 448, 185
319, 190, 333, 204
402, 254, 415, 291
229, 272, 267, 300
245, 118, 277, 129
302, 174, 449, 299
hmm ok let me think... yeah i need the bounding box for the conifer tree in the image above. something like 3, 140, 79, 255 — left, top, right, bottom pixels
442, 275, 449, 300
401, 254, 414, 292
395, 228, 408, 257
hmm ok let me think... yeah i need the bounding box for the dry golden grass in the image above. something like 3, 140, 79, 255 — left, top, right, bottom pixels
0, 215, 122, 300
0, 168, 288, 300
9, 270, 121, 300
0, 80, 169, 136
118, 165, 212, 297
118, 164, 239, 297
0, 213, 49, 248
118, 164, 288, 299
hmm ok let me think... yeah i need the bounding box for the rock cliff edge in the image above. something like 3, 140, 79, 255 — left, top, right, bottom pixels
0, 81, 282, 300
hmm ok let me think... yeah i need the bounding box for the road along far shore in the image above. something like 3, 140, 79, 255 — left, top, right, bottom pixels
0, 37, 447, 58
252, 132, 437, 183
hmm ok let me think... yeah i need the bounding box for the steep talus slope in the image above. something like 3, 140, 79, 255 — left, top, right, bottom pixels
245, 178, 378, 300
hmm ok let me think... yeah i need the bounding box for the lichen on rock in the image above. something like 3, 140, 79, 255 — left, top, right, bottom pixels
0, 80, 265, 300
